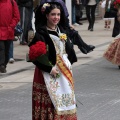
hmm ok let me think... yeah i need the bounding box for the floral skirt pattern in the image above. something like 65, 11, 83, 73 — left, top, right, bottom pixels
103, 38, 120, 65
32, 67, 77, 120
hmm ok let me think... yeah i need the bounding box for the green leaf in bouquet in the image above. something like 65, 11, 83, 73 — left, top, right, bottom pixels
36, 54, 53, 67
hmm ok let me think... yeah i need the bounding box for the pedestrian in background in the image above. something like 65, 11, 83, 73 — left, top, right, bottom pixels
29, 2, 77, 119
17, 0, 33, 45
109, 0, 120, 37
9, 41, 15, 64
9, 0, 18, 64
101, 0, 113, 30
82, 0, 101, 31
72, 0, 80, 25
0, 0, 20, 73
75, 0, 83, 25
103, 0, 120, 69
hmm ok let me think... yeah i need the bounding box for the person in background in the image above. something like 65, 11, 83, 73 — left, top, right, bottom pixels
9, 41, 15, 64
0, 0, 20, 73
103, 0, 120, 69
17, 0, 33, 45
104, 0, 112, 29
39, 0, 95, 54
101, 0, 113, 30
109, 0, 120, 37
8, 0, 21, 64
82, 0, 101, 31
29, 2, 77, 119
76, 0, 83, 25
72, 0, 80, 25
103, 34, 120, 69
8, 0, 18, 64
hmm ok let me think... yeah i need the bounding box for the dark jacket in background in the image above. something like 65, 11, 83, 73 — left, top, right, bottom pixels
17, 0, 33, 8
17, 0, 33, 43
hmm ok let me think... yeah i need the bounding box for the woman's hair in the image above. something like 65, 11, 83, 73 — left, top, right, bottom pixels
42, 3, 61, 15
35, 2, 67, 30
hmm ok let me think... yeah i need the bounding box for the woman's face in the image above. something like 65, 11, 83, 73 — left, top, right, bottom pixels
46, 8, 60, 27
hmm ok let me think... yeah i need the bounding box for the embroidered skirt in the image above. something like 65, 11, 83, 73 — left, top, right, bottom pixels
32, 67, 77, 120
103, 38, 120, 65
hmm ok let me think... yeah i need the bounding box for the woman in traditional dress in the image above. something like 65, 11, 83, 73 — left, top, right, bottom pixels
29, 2, 78, 120
103, 35, 120, 69
103, 0, 120, 69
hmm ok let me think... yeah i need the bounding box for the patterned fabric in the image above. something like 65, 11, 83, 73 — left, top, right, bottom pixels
56, 55, 74, 88
41, 31, 76, 115
32, 67, 77, 120
103, 38, 120, 65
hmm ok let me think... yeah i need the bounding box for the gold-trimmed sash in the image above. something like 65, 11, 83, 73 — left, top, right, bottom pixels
56, 54, 74, 89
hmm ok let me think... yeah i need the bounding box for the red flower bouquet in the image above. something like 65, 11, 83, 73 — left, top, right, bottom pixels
113, 0, 120, 9
29, 41, 52, 66
29, 41, 46, 60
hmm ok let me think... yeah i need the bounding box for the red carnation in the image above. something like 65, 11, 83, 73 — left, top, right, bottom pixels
114, 0, 120, 9
29, 41, 47, 60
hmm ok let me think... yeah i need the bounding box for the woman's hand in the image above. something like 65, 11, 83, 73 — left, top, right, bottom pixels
50, 66, 59, 78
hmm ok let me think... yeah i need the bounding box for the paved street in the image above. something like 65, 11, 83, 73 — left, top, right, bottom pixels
0, 19, 120, 120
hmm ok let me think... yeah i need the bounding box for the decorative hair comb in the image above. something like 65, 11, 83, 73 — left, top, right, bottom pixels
41, 3, 50, 13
